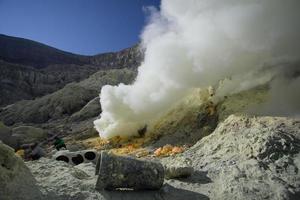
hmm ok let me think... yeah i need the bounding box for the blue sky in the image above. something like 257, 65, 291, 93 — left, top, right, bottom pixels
0, 0, 160, 55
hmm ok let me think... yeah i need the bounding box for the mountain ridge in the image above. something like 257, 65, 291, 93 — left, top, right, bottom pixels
0, 34, 142, 69
0, 34, 142, 106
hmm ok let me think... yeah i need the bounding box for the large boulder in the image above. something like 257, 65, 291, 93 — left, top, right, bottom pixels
0, 141, 42, 200
0, 121, 18, 149
70, 97, 101, 122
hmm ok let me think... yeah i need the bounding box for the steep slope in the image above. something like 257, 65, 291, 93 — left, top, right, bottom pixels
0, 68, 136, 125
0, 60, 100, 106
144, 85, 268, 148
0, 34, 89, 68
0, 34, 143, 69
162, 115, 300, 200
90, 44, 142, 70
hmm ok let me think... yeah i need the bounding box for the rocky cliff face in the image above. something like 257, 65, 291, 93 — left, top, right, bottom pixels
90, 44, 142, 69
0, 34, 142, 106
0, 69, 136, 125
0, 60, 100, 106
0, 34, 143, 69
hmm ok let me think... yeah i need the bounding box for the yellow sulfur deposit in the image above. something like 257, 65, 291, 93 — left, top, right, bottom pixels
154, 144, 185, 157
15, 149, 25, 159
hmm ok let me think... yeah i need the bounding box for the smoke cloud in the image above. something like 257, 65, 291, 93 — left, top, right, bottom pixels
94, 0, 300, 139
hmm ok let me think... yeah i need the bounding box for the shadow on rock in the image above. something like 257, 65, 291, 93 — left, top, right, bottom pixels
100, 183, 209, 200
177, 170, 212, 184
288, 191, 300, 200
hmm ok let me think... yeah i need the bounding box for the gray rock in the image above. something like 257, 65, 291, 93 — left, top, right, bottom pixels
70, 97, 101, 122
0, 121, 15, 148
96, 151, 164, 190
180, 115, 300, 200
162, 157, 194, 179
12, 125, 47, 145
26, 157, 209, 200
0, 68, 136, 125
0, 34, 142, 107
0, 141, 43, 200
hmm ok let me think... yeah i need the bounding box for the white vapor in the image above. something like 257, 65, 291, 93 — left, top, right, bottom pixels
94, 0, 300, 139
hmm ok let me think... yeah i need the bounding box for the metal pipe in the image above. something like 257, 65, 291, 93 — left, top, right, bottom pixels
53, 150, 99, 165
95, 151, 164, 190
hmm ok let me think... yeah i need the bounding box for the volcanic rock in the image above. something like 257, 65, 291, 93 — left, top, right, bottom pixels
0, 141, 43, 200
174, 115, 300, 199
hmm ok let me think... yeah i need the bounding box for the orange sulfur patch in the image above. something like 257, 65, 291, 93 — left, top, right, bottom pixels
154, 144, 185, 157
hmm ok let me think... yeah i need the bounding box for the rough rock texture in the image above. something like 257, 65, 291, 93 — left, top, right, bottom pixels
0, 60, 100, 106
11, 125, 47, 145
148, 88, 219, 148
25, 115, 299, 199
0, 141, 42, 200
70, 97, 101, 122
0, 121, 15, 148
26, 158, 209, 200
0, 69, 136, 125
0, 122, 11, 140
216, 85, 268, 121
26, 158, 101, 200
147, 85, 268, 149
164, 115, 300, 200
90, 44, 143, 70
0, 34, 142, 70
0, 34, 142, 106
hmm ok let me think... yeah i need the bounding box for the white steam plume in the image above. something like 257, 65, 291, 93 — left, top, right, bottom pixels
94, 0, 300, 139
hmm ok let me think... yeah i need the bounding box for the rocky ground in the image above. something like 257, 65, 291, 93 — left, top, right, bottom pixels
17, 115, 299, 200
162, 115, 300, 200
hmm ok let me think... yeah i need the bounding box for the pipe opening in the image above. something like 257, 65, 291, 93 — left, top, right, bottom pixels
56, 155, 69, 163
84, 151, 96, 160
72, 154, 84, 165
